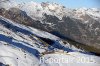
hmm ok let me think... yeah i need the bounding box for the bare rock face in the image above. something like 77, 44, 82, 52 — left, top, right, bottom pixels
0, 7, 100, 54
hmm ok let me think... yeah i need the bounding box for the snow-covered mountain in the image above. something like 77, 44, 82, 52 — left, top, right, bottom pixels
0, 1, 100, 66
0, 13, 100, 66
1, 2, 100, 54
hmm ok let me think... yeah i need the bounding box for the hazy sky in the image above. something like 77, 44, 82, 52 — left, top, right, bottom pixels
16, 0, 100, 8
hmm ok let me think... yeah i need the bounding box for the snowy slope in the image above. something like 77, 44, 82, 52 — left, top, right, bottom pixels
0, 15, 100, 66
0, 15, 75, 66
0, 41, 39, 66
42, 52, 100, 66
0, 16, 48, 66
0, 15, 81, 52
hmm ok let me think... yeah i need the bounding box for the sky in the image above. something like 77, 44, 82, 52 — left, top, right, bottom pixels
16, 0, 100, 8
